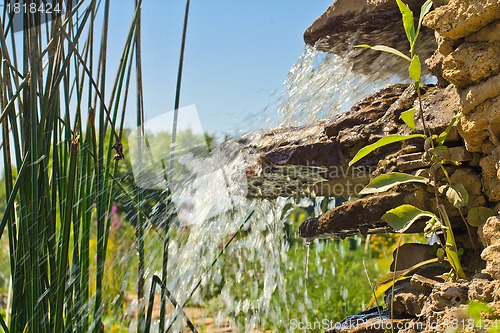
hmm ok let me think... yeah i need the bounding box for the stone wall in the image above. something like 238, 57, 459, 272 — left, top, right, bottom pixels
423, 0, 500, 281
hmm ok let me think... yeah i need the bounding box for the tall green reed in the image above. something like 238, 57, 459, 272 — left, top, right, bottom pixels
0, 1, 143, 331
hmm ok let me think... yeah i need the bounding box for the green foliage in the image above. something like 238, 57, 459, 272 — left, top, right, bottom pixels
400, 108, 417, 130
445, 184, 469, 209
409, 55, 421, 83
396, 0, 416, 47
382, 204, 435, 233
0, 1, 144, 331
349, 134, 425, 167
360, 172, 428, 195
352, 0, 473, 281
467, 207, 497, 227
355, 44, 411, 61
436, 115, 460, 146
366, 257, 437, 308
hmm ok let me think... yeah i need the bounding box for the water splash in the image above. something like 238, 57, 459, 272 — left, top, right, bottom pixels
241, 43, 410, 133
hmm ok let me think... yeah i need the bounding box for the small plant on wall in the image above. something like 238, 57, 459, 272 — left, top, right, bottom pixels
349, 0, 496, 285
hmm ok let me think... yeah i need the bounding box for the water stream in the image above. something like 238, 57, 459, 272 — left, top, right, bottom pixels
121, 43, 399, 332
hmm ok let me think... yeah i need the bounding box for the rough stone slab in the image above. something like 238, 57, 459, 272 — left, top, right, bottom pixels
390, 243, 436, 271
303, 0, 435, 76
443, 41, 500, 87
482, 244, 500, 280
423, 0, 500, 40
466, 19, 500, 42
459, 73, 500, 115
479, 147, 500, 202
297, 189, 445, 240
304, 0, 426, 47
459, 95, 500, 153
242, 84, 458, 199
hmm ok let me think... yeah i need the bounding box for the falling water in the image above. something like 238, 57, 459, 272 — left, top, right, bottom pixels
241, 41, 413, 135
115, 42, 397, 332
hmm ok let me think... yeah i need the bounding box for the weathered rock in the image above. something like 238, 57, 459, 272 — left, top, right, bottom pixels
299, 192, 406, 240
385, 280, 429, 316
482, 244, 500, 280
443, 42, 500, 87
303, 0, 435, 76
459, 96, 500, 154
410, 274, 440, 292
421, 282, 469, 317
479, 215, 500, 280
425, 32, 461, 87
479, 215, 500, 248
479, 148, 500, 202
459, 95, 500, 153
468, 277, 497, 303
449, 168, 483, 197
390, 243, 436, 272
298, 186, 473, 239
425, 50, 449, 87
466, 19, 500, 43
458, 72, 500, 115
423, 0, 500, 40
243, 84, 459, 200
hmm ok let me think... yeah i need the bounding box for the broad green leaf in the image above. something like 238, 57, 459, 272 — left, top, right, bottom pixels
400, 108, 416, 130
396, 0, 416, 46
415, 0, 433, 43
409, 55, 421, 83
436, 115, 459, 146
355, 44, 411, 61
360, 172, 428, 195
382, 204, 436, 233
349, 134, 425, 166
446, 184, 469, 208
467, 207, 496, 227
366, 258, 438, 308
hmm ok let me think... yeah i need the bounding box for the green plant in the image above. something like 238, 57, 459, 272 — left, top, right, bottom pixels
0, 1, 145, 331
349, 0, 474, 281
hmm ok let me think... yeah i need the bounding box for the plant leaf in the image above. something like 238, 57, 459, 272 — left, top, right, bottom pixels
396, 0, 416, 46
354, 44, 411, 62
467, 207, 496, 227
446, 184, 469, 208
382, 204, 436, 233
360, 172, 428, 195
416, 0, 433, 41
400, 108, 416, 130
349, 134, 425, 166
409, 55, 421, 83
436, 115, 459, 146
366, 258, 438, 308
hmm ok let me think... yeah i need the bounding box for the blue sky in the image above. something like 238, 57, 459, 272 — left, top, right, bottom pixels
108, 0, 332, 137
